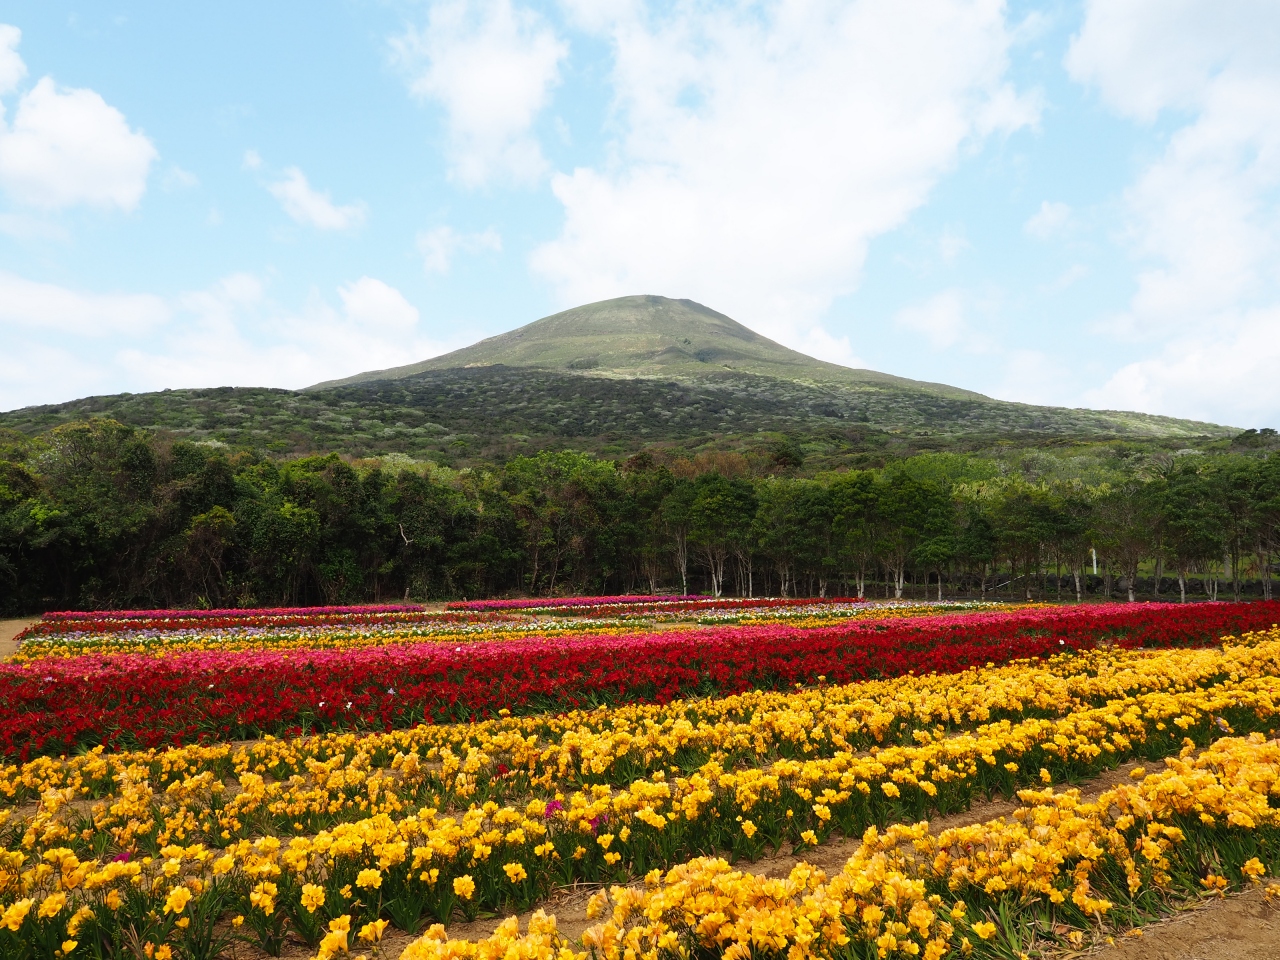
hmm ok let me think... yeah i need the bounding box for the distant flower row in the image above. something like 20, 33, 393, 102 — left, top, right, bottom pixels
42, 603, 423, 621
445, 594, 707, 611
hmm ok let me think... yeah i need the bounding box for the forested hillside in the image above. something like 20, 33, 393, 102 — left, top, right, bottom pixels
1, 419, 1276, 614
1, 297, 1233, 467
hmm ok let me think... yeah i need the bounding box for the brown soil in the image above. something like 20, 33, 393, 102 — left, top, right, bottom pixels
0, 617, 37, 658
1082, 885, 1280, 959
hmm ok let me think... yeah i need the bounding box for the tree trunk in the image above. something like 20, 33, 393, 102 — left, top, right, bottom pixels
673, 534, 688, 595
1178, 571, 1186, 603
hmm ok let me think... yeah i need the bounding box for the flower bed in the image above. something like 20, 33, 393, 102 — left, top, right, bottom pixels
3, 635, 1280, 959
1, 601, 1276, 760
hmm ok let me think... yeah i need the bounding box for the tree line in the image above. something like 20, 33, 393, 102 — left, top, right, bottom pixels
1, 419, 1278, 613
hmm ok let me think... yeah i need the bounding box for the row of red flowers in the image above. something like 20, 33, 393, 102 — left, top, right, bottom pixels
3, 601, 1276, 761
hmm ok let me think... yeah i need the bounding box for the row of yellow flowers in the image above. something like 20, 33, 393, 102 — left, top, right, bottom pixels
402, 732, 1280, 960
4, 633, 1274, 858
2, 639, 1278, 957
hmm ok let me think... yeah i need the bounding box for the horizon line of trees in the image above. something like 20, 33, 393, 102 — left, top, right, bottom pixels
1, 419, 1278, 614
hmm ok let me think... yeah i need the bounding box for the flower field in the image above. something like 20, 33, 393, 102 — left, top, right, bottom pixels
2, 598, 1279, 959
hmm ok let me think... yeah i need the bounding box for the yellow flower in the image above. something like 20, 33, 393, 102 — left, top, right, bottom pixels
740, 820, 757, 839
2, 900, 33, 932
302, 883, 326, 913
1243, 858, 1267, 882
38, 892, 68, 919
359, 918, 390, 943
164, 886, 192, 915
62, 941, 78, 955
453, 875, 476, 900
972, 920, 997, 940
249, 881, 277, 914
503, 862, 528, 883
356, 868, 382, 890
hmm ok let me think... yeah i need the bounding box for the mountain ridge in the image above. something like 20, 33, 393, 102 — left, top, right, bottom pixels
305, 294, 1231, 439
0, 295, 1238, 464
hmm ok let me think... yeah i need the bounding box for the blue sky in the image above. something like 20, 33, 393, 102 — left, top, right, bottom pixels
1, 1, 1277, 429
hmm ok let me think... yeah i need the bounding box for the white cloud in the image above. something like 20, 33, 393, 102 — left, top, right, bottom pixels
0, 211, 67, 240
1065, 1, 1276, 123
894, 289, 966, 349
938, 228, 970, 265
337, 277, 420, 331
0, 270, 453, 409
1067, 0, 1280, 424
391, 0, 567, 186
162, 164, 198, 190
1024, 200, 1070, 239
1042, 263, 1089, 294
266, 167, 367, 231
0, 340, 108, 410
1084, 309, 1279, 428
989, 347, 1076, 408
116, 274, 445, 391
0, 24, 26, 96
242, 148, 262, 170
531, 0, 1037, 359
0, 271, 169, 336
417, 225, 502, 274
0, 76, 157, 210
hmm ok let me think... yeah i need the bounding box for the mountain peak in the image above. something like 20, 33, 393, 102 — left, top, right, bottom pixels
308, 295, 978, 399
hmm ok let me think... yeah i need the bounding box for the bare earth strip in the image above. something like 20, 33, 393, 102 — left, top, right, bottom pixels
0, 618, 37, 658
1085, 886, 1280, 959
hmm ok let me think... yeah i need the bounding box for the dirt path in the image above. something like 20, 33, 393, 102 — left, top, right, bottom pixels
1085, 885, 1280, 959
0, 617, 37, 658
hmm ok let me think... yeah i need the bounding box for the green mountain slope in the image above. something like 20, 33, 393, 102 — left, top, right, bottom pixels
309, 295, 979, 399
310, 295, 1230, 440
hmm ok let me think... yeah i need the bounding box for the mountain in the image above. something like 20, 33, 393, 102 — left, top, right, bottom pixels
308, 295, 1229, 440
0, 295, 1237, 466
310, 295, 978, 399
